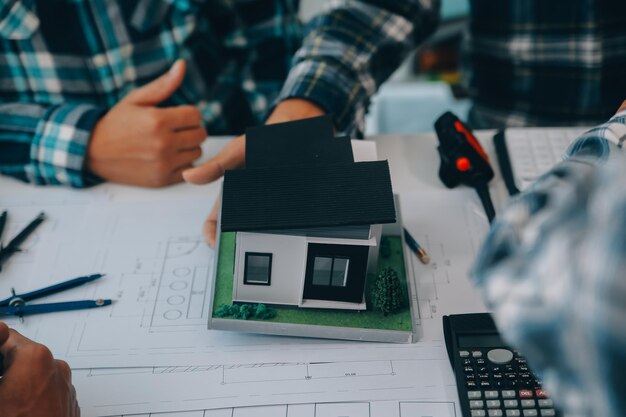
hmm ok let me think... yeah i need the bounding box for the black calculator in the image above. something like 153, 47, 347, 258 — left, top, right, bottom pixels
443, 313, 560, 417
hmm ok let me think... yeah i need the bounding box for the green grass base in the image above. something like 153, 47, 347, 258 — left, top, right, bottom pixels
213, 233, 413, 332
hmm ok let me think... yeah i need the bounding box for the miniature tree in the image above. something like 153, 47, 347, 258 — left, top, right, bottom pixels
371, 267, 403, 316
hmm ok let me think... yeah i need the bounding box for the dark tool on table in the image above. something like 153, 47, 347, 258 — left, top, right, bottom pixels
434, 112, 496, 223
0, 274, 112, 320
0, 211, 46, 272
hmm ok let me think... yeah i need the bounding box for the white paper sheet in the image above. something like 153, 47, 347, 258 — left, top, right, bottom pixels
75, 358, 458, 416
112, 400, 458, 417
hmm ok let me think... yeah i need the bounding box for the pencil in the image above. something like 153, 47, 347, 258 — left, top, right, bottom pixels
403, 228, 430, 265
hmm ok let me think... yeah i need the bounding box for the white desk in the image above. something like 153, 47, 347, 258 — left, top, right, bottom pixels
0, 133, 500, 417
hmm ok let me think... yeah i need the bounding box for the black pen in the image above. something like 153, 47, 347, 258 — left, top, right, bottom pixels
403, 228, 431, 265
0, 212, 45, 271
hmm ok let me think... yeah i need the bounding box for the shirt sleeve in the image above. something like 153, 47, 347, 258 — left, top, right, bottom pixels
278, 0, 441, 134
471, 109, 626, 417
0, 102, 106, 187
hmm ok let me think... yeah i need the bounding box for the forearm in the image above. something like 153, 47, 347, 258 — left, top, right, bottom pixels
278, 0, 440, 134
472, 110, 626, 417
0, 103, 105, 187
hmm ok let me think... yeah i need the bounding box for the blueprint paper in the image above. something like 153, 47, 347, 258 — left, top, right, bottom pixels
110, 400, 458, 417
75, 358, 457, 416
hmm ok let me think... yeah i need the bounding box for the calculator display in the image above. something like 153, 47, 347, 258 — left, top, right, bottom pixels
458, 334, 504, 348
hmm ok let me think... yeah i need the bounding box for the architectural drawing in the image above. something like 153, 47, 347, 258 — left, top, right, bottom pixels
112, 400, 457, 417
74, 357, 456, 416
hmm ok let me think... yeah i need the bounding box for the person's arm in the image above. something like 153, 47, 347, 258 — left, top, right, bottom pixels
0, 322, 79, 417
0, 102, 105, 187
472, 109, 626, 417
183, 0, 441, 186
0, 60, 207, 188
277, 0, 441, 134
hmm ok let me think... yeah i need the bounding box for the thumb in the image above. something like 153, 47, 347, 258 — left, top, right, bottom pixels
124, 59, 186, 106
0, 322, 8, 347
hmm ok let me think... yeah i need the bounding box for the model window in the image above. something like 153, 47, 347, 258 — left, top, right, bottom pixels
244, 253, 272, 285
311, 256, 349, 287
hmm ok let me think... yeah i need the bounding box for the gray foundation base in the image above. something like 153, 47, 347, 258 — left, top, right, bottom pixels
210, 318, 416, 343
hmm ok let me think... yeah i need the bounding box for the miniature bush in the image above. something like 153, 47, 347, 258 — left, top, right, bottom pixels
214, 304, 232, 318
371, 267, 403, 316
254, 303, 277, 319
215, 303, 276, 320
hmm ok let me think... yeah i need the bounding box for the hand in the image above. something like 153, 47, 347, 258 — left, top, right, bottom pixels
182, 99, 326, 246
619, 100, 626, 112
0, 322, 79, 417
86, 60, 207, 187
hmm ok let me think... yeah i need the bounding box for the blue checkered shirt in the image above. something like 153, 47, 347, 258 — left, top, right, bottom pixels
0, 0, 439, 187
473, 110, 626, 417
464, 0, 626, 130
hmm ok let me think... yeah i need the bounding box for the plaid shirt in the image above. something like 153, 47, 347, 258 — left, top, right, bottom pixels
464, 0, 626, 130
0, 0, 439, 187
473, 110, 626, 417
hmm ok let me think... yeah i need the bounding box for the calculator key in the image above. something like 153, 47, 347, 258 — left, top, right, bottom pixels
464, 359, 473, 366
479, 373, 490, 380
476, 359, 486, 365
535, 390, 548, 398
471, 411, 486, 417
472, 351, 483, 358
540, 409, 556, 416
460, 351, 470, 358
537, 400, 553, 408
487, 348, 514, 365
522, 410, 538, 417
470, 400, 484, 409
484, 391, 499, 399
502, 390, 516, 398
519, 390, 533, 398
465, 366, 475, 373
486, 400, 501, 408
468, 391, 482, 399
504, 400, 518, 408
521, 400, 535, 408
488, 411, 503, 417
466, 374, 476, 380
467, 381, 477, 388
505, 410, 521, 417
480, 381, 492, 388
478, 367, 489, 373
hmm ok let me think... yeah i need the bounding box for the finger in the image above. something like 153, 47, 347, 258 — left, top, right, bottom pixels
165, 164, 193, 186
183, 135, 245, 184
204, 196, 220, 247
56, 359, 72, 383
171, 148, 202, 170
124, 60, 186, 106
619, 100, 626, 112
0, 328, 32, 358
173, 127, 207, 150
0, 322, 9, 347
160, 105, 203, 130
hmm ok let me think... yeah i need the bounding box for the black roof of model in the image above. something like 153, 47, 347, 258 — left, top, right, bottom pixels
221, 116, 396, 232
245, 115, 354, 168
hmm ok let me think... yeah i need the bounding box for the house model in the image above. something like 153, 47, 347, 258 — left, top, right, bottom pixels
209, 116, 419, 343
220, 116, 396, 310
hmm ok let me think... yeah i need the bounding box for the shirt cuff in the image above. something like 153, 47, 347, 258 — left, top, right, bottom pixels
277, 60, 369, 135
29, 104, 106, 187
565, 109, 626, 162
